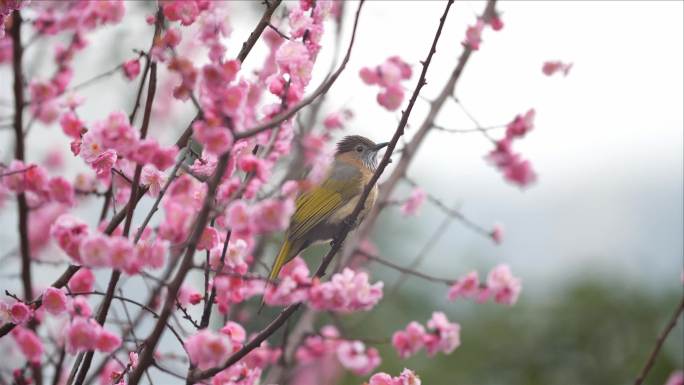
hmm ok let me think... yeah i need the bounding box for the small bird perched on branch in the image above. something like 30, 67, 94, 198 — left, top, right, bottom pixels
265, 135, 388, 289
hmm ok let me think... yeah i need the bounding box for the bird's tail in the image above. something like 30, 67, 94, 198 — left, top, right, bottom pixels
258, 239, 293, 314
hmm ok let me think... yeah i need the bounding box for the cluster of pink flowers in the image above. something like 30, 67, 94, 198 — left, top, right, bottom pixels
462, 12, 504, 50
1, 160, 75, 207
366, 368, 421, 385
359, 56, 412, 111
447, 264, 522, 306
542, 60, 573, 77
50, 214, 168, 274
400, 187, 427, 216
295, 325, 381, 377
486, 109, 537, 187
392, 312, 461, 359
308, 268, 384, 312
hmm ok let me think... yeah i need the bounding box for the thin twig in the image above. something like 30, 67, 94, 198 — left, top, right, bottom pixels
633, 296, 684, 385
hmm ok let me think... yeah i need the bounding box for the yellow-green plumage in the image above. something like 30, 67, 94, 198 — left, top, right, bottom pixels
265, 136, 388, 286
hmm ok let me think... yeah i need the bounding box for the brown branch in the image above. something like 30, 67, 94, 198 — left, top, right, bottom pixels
189, 1, 458, 381
0, 164, 35, 177
633, 296, 684, 385
356, 250, 454, 285
237, 0, 282, 63
11, 10, 42, 385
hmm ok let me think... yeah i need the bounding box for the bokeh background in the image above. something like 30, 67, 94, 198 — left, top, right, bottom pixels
1, 1, 682, 384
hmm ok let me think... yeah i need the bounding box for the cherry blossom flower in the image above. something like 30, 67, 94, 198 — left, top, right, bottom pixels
141, 164, 166, 197
10, 302, 31, 324
265, 257, 311, 306
401, 187, 426, 216
392, 321, 426, 359
69, 268, 95, 294
51, 214, 90, 262
12, 327, 43, 363
368, 368, 421, 385
79, 233, 112, 268
336, 340, 381, 375
95, 329, 122, 353
665, 371, 684, 385
506, 109, 535, 138
491, 223, 504, 244
542, 60, 573, 76
185, 329, 233, 370
253, 198, 294, 233
48, 177, 75, 206
424, 312, 461, 356
486, 264, 522, 305
447, 271, 480, 301
43, 287, 68, 315
59, 111, 84, 139
308, 268, 383, 312
66, 317, 100, 354
122, 58, 141, 80
463, 18, 485, 50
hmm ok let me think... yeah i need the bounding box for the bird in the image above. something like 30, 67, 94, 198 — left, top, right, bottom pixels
266, 135, 389, 285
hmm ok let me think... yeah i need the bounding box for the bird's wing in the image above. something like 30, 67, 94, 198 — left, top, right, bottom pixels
288, 175, 361, 242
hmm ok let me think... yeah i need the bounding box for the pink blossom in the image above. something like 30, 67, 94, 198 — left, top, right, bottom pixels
135, 238, 168, 269
665, 371, 684, 385
424, 312, 461, 356
491, 223, 504, 244
198, 226, 220, 251
486, 264, 522, 305
275, 40, 310, 75
122, 58, 141, 80
401, 187, 426, 216
368, 373, 395, 385
224, 200, 253, 234
463, 19, 485, 50
506, 109, 535, 138
51, 214, 90, 262
376, 84, 404, 111
193, 121, 233, 155
100, 360, 123, 385
69, 296, 93, 318
265, 257, 311, 306
43, 287, 68, 315
360, 67, 380, 85
141, 165, 166, 197
48, 177, 75, 206
109, 236, 138, 274
238, 154, 270, 181
308, 268, 383, 312
185, 329, 233, 370
79, 233, 112, 268
489, 15, 504, 31
93, 111, 139, 157
96, 329, 122, 353
336, 340, 381, 375
447, 271, 480, 301
69, 268, 95, 294
163, 0, 201, 26
168, 57, 198, 100
220, 321, 247, 349
59, 111, 84, 138
392, 321, 426, 359
150, 145, 178, 171
253, 198, 294, 233
12, 327, 43, 363
10, 302, 31, 324
289, 7, 313, 38
66, 317, 101, 354
129, 351, 139, 368
542, 60, 573, 76
369, 369, 421, 385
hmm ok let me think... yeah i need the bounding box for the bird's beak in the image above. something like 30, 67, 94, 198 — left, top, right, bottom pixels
373, 142, 389, 152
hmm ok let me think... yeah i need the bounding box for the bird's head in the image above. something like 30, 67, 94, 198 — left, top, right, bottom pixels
335, 135, 389, 171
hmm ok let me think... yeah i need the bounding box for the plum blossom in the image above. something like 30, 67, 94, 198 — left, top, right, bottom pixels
368, 369, 421, 385
10, 301, 31, 324
308, 268, 383, 312
66, 317, 100, 354
392, 322, 427, 359
95, 329, 122, 353
486, 264, 522, 305
48, 176, 75, 206
12, 327, 43, 363
447, 271, 480, 301
486, 109, 538, 188
360, 56, 412, 111
192, 121, 233, 155
463, 19, 485, 50
491, 223, 504, 244
141, 164, 166, 197
122, 58, 141, 80
68, 268, 95, 294
336, 340, 381, 376
51, 214, 90, 262
665, 371, 684, 385
265, 257, 311, 306
43, 287, 68, 315
197, 226, 220, 251
79, 233, 111, 268
401, 187, 426, 216
424, 312, 461, 356
253, 198, 294, 233
542, 60, 573, 76
185, 329, 233, 370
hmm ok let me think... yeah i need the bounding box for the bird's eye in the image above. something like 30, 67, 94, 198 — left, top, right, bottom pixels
355, 145, 363, 153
